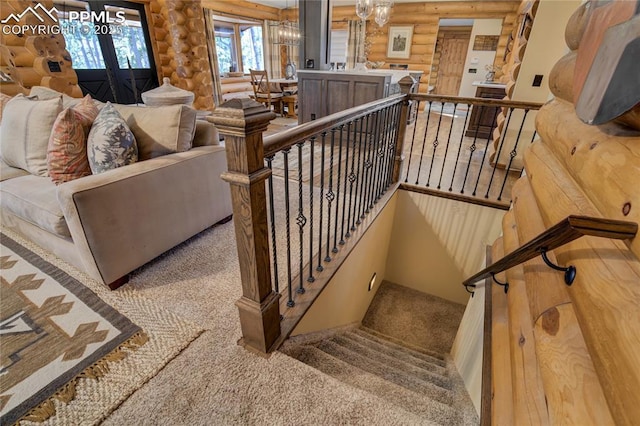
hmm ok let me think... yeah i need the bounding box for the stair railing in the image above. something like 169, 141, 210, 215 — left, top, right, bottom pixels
463, 215, 638, 295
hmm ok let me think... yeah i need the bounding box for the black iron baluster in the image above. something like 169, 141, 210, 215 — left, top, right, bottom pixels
472, 107, 500, 197
333, 125, 345, 253
325, 128, 337, 262
316, 132, 327, 272
497, 109, 530, 201
415, 101, 433, 185
361, 113, 376, 219
282, 148, 294, 307
404, 100, 422, 183
351, 118, 366, 231
461, 105, 485, 194
426, 103, 446, 187
386, 103, 402, 188
437, 102, 459, 190
376, 105, 391, 200
307, 136, 315, 283
296, 141, 307, 294
366, 111, 382, 212
485, 107, 515, 199
356, 114, 371, 226
346, 119, 360, 237
265, 155, 279, 294
448, 103, 471, 192
340, 122, 352, 246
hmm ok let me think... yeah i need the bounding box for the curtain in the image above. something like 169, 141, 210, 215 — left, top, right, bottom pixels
263, 20, 282, 78
203, 8, 224, 106
346, 20, 366, 70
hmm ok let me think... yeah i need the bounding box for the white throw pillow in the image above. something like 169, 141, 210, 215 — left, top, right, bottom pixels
0, 94, 62, 176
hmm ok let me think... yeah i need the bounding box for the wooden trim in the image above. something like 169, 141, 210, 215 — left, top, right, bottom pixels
399, 183, 510, 211
480, 245, 492, 426
464, 215, 638, 286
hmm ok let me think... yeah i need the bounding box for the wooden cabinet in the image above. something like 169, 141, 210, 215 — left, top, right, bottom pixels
297, 71, 391, 124
465, 84, 506, 139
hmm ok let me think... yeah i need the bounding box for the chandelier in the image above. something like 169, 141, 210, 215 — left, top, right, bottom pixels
356, 0, 393, 27
270, 20, 300, 45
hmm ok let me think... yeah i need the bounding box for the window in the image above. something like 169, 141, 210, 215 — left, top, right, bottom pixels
330, 30, 348, 64
213, 17, 264, 74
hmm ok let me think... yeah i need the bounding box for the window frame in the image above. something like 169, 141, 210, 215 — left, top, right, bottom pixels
213, 16, 263, 75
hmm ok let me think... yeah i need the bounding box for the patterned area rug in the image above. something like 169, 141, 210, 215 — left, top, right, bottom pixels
0, 232, 203, 425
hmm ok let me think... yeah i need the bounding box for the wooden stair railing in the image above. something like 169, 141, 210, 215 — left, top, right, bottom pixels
464, 215, 638, 293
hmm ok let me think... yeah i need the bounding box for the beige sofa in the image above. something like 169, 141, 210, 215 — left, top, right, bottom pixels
0, 93, 232, 289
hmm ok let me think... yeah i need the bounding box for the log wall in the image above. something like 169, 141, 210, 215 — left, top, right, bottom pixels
488, 1, 640, 424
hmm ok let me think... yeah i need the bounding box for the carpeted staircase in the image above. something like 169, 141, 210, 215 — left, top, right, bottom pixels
282, 325, 479, 425
282, 281, 477, 424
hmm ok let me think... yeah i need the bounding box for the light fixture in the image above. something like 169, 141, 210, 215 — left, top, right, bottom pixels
270, 0, 300, 79
356, 0, 393, 26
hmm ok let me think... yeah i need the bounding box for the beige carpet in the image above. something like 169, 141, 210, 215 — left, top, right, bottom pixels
98, 220, 439, 425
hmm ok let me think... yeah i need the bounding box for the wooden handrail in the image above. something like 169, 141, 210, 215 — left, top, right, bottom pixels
409, 93, 544, 110
463, 215, 637, 287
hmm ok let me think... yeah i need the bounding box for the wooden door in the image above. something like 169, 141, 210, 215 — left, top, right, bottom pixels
436, 31, 471, 96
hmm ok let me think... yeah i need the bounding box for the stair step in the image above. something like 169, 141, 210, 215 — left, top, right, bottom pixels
354, 327, 447, 366
316, 340, 454, 406
331, 334, 451, 390
342, 331, 448, 377
297, 346, 460, 425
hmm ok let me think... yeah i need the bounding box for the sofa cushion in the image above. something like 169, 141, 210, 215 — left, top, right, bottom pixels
1, 160, 30, 181
87, 103, 138, 174
113, 104, 196, 160
192, 120, 220, 147
0, 94, 62, 177
0, 175, 71, 238
0, 92, 11, 121
47, 95, 98, 184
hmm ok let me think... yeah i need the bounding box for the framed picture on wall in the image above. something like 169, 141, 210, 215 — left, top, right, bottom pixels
387, 26, 414, 59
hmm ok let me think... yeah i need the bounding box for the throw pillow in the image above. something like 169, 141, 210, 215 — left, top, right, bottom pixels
87, 102, 138, 174
113, 104, 196, 160
0, 92, 12, 122
47, 95, 98, 184
0, 94, 62, 176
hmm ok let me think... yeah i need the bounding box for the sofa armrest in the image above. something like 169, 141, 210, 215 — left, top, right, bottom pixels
57, 146, 232, 286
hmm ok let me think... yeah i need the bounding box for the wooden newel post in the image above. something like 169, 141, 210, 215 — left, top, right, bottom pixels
392, 75, 417, 183
210, 99, 280, 353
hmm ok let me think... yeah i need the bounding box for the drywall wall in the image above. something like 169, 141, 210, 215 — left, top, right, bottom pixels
458, 19, 504, 98
385, 190, 503, 304
291, 193, 398, 336
451, 283, 486, 415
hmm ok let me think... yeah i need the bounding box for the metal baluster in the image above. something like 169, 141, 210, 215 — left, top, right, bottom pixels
346, 119, 359, 237
282, 149, 294, 307
448, 103, 471, 192
325, 128, 337, 262
351, 119, 364, 231
356, 114, 370, 226
316, 132, 327, 272
472, 107, 500, 197
307, 136, 316, 283
437, 103, 459, 190
426, 103, 446, 187
366, 111, 382, 212
404, 100, 422, 183
296, 142, 307, 294
375, 105, 391, 202
332, 125, 345, 253
340, 123, 352, 246
485, 107, 514, 199
265, 155, 279, 294
415, 101, 433, 185
361, 113, 376, 219
386, 103, 402, 188
460, 105, 485, 194
497, 109, 530, 201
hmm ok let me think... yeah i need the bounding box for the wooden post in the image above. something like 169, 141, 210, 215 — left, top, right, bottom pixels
392, 75, 417, 183
210, 98, 280, 354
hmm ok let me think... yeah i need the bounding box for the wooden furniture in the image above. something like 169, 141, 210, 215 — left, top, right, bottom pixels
465, 83, 506, 138
296, 70, 422, 124
249, 70, 284, 114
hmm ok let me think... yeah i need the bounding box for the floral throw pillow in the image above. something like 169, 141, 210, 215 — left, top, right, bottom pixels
47, 95, 98, 184
87, 102, 138, 174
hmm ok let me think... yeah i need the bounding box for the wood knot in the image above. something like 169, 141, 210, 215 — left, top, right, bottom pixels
571, 146, 576, 155
518, 334, 526, 347
623, 202, 631, 216
590, 142, 598, 150
542, 307, 560, 336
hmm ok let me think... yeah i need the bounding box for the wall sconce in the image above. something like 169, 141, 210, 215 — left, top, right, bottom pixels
356, 0, 393, 26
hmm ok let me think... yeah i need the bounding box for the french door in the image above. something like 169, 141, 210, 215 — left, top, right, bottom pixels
57, 0, 158, 104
